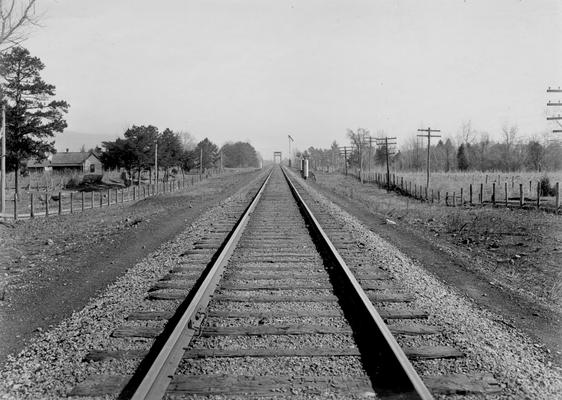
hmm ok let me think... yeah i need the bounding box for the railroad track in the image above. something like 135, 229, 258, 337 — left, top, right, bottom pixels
72, 166, 500, 399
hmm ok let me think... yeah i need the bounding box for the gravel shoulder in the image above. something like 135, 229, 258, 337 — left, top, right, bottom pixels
0, 169, 262, 366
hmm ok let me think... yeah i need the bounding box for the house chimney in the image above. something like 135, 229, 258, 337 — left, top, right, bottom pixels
66, 148, 69, 152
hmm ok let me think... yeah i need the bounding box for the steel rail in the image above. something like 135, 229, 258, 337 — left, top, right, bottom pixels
129, 169, 273, 400
282, 167, 434, 399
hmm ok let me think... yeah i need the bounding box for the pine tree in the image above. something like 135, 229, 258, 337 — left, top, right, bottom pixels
457, 144, 469, 171
0, 46, 69, 193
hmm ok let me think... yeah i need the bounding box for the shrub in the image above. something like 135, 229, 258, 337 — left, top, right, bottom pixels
539, 175, 555, 196
65, 172, 83, 188
82, 174, 103, 185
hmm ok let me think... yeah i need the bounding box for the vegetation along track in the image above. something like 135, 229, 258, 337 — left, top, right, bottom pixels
71, 166, 501, 399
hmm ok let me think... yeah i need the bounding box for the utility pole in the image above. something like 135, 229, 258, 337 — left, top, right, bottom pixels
339, 146, 352, 176
154, 140, 158, 186
375, 136, 397, 191
417, 127, 441, 198
288, 135, 294, 167
547, 87, 562, 133
0, 105, 5, 216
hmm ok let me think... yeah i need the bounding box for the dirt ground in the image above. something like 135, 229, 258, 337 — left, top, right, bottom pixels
0, 169, 262, 365
307, 171, 562, 365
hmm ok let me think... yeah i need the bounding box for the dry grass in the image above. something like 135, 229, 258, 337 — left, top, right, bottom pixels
316, 171, 562, 310
360, 169, 562, 205
1, 169, 247, 218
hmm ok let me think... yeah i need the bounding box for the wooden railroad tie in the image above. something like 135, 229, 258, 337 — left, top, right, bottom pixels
70, 372, 500, 397
111, 323, 441, 339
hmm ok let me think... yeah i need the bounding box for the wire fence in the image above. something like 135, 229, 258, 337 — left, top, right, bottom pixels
1, 171, 220, 220
342, 168, 561, 214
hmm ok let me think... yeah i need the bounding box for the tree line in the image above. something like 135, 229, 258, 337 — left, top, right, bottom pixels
100, 127, 260, 183
395, 124, 561, 172
300, 123, 561, 173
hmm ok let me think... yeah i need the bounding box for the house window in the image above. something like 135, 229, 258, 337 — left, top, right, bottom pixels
90, 164, 96, 173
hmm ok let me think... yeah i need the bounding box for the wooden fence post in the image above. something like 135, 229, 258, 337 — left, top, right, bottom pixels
519, 184, 523, 207
480, 183, 483, 204
504, 182, 508, 207
469, 184, 473, 205
30, 193, 34, 218
460, 188, 463, 205
58, 192, 62, 214
437, 191, 440, 203
536, 182, 540, 209
453, 192, 456, 207
13, 193, 17, 220
70, 193, 73, 213
492, 183, 496, 206
82, 192, 85, 212
554, 182, 560, 214
46, 194, 49, 216
445, 191, 449, 206
91, 192, 94, 209
431, 189, 434, 203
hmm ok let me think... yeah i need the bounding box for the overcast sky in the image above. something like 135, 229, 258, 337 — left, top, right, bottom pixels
26, 0, 562, 159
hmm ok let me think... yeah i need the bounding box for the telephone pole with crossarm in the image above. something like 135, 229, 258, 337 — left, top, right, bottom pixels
417, 127, 441, 199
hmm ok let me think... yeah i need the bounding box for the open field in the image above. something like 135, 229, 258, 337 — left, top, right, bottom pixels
345, 169, 562, 211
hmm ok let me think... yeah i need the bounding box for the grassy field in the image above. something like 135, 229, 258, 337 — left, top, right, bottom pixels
349, 169, 562, 209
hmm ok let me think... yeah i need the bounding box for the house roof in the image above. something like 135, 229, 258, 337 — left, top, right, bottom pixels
26, 151, 102, 169
51, 151, 100, 167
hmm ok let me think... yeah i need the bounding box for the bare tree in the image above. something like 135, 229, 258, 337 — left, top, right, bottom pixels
501, 124, 518, 171
457, 120, 477, 145
0, 0, 38, 50
179, 130, 197, 151
347, 128, 369, 181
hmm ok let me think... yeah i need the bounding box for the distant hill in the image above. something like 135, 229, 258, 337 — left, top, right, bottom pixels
54, 130, 120, 152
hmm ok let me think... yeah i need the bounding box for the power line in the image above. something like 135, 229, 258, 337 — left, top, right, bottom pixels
547, 86, 562, 133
